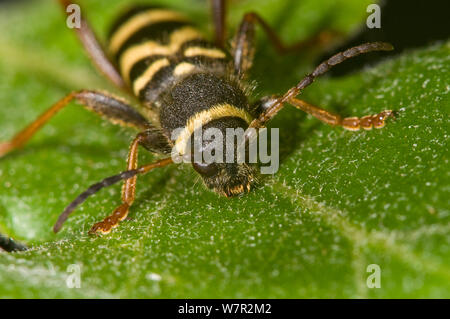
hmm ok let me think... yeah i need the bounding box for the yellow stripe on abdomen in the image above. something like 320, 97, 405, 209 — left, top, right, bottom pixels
119, 26, 204, 83
109, 9, 189, 55
133, 58, 170, 95
173, 62, 196, 76
183, 47, 227, 59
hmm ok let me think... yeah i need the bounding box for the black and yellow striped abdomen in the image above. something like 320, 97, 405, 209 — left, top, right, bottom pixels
108, 6, 230, 103
108, 5, 254, 169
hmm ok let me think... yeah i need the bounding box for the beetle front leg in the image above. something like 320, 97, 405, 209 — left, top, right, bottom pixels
244, 42, 394, 136
89, 132, 147, 235
251, 94, 394, 132
210, 0, 227, 48
288, 97, 394, 131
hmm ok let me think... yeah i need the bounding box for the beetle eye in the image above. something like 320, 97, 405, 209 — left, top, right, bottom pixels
192, 162, 218, 177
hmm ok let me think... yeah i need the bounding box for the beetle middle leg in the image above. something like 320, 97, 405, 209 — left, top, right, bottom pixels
0, 90, 153, 157
53, 155, 174, 234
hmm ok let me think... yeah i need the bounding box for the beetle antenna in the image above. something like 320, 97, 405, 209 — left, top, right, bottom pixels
0, 234, 28, 252
242, 42, 394, 143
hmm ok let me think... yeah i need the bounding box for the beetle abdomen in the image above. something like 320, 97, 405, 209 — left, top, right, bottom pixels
108, 6, 230, 103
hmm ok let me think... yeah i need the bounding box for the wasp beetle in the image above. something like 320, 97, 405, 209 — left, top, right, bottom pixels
0, 0, 394, 235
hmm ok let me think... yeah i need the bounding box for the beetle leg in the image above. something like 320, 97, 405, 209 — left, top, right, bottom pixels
243, 42, 394, 140
53, 156, 173, 233
288, 97, 394, 130
88, 132, 163, 234
210, 0, 227, 48
232, 12, 339, 77
0, 90, 158, 157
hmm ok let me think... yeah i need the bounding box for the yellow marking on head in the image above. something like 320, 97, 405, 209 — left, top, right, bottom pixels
174, 104, 253, 155
133, 58, 170, 95
109, 10, 189, 54
119, 26, 204, 83
184, 47, 227, 59
173, 62, 196, 76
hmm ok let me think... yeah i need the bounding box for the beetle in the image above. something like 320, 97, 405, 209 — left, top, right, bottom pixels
0, 0, 394, 235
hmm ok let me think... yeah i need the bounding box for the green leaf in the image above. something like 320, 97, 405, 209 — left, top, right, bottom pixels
0, 0, 448, 298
